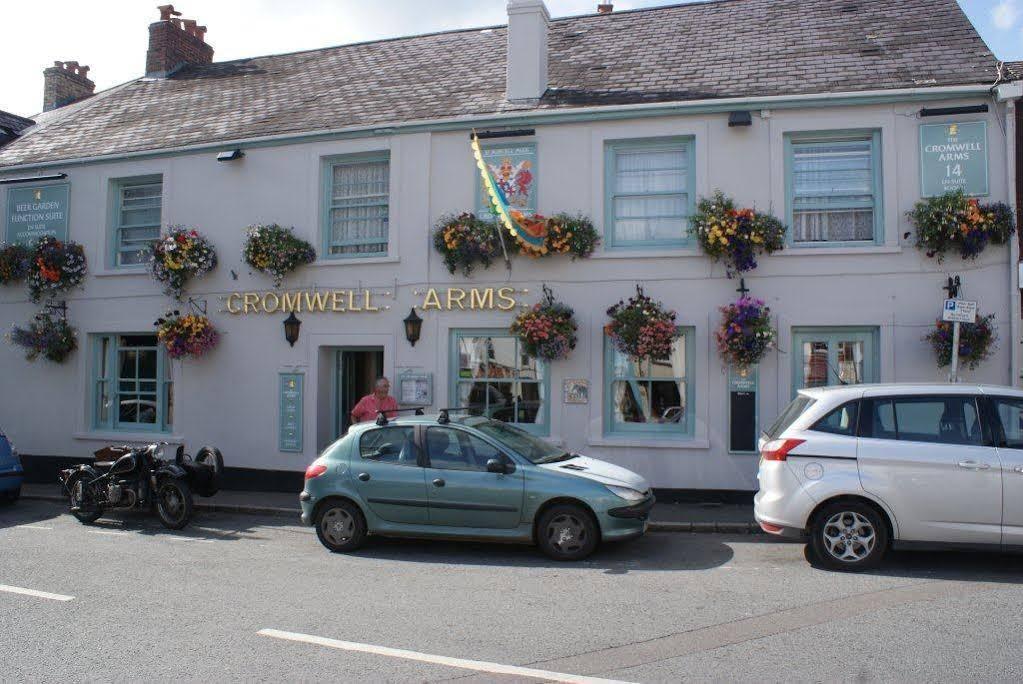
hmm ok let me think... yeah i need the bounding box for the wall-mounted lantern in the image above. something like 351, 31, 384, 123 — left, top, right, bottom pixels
216, 149, 244, 162
403, 307, 423, 347
283, 312, 302, 347
727, 111, 752, 127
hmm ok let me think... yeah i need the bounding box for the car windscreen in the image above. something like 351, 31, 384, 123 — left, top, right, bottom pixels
765, 395, 816, 439
465, 419, 567, 464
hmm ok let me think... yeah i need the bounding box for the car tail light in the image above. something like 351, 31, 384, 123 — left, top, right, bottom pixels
304, 463, 328, 480
760, 438, 805, 461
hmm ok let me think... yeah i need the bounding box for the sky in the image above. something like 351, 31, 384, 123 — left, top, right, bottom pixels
0, 0, 1020, 118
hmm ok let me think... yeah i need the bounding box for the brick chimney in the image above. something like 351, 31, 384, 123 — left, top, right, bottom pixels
506, 0, 550, 102
597, 3, 613, 14
145, 4, 214, 78
43, 61, 95, 112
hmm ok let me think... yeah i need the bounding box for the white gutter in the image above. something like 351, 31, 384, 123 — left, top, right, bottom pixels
0, 84, 995, 173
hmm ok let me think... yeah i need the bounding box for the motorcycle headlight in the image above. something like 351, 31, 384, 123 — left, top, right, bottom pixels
606, 485, 646, 502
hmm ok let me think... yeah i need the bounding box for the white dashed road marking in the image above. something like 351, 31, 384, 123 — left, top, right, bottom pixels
15, 525, 53, 530
88, 530, 129, 537
0, 584, 74, 602
165, 536, 215, 544
257, 628, 635, 684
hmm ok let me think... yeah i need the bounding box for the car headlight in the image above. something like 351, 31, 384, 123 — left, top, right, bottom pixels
606, 485, 646, 502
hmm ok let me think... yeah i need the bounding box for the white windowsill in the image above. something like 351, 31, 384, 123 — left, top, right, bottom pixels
591, 249, 701, 260
773, 245, 902, 257
93, 268, 149, 278
586, 436, 711, 450
311, 255, 400, 267
73, 431, 184, 443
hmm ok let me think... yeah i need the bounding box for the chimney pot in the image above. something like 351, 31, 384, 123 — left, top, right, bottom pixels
506, 0, 550, 102
146, 5, 214, 77
597, 3, 613, 14
43, 59, 95, 111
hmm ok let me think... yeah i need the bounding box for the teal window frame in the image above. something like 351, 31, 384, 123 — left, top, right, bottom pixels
449, 328, 550, 436
108, 175, 163, 268
603, 327, 695, 438
91, 334, 172, 433
603, 136, 695, 250
784, 130, 884, 247
320, 151, 390, 259
791, 326, 880, 397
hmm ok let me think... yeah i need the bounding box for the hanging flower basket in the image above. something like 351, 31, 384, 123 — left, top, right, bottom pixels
27, 236, 87, 302
7, 311, 77, 363
155, 310, 220, 360
0, 243, 32, 286
690, 191, 786, 276
716, 296, 776, 368
604, 287, 680, 361
433, 212, 505, 276
242, 224, 316, 287
509, 288, 578, 362
924, 313, 996, 370
909, 191, 1016, 261
150, 226, 218, 299
532, 214, 601, 260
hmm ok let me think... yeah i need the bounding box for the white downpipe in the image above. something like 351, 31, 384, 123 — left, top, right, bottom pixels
1006, 97, 1020, 385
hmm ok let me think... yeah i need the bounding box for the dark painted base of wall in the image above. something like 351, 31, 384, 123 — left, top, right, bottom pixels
21, 454, 754, 500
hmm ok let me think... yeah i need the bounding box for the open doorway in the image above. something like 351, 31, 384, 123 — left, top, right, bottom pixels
335, 347, 384, 437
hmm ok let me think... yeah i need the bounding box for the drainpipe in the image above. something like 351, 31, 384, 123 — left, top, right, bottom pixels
997, 82, 1022, 385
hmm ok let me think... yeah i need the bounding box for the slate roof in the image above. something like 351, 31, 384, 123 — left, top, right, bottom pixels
0, 0, 1000, 168
0, 110, 35, 140
1007, 62, 1023, 80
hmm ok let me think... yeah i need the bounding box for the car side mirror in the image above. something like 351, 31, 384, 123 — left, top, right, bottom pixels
486, 458, 510, 474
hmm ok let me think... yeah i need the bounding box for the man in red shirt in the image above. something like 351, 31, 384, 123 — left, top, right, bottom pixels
350, 377, 400, 425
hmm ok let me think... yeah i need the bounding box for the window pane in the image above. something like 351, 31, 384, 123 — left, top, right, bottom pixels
611, 380, 650, 425
97, 381, 109, 424
611, 144, 688, 245
359, 426, 416, 464
329, 160, 389, 255
893, 397, 981, 445
458, 337, 488, 379
165, 382, 173, 428
120, 335, 157, 347
486, 337, 517, 378
813, 401, 859, 436
871, 400, 897, 439
836, 341, 864, 385
138, 350, 157, 380
425, 427, 474, 470
802, 341, 830, 388
791, 139, 875, 244
650, 380, 684, 425
119, 350, 137, 379
995, 398, 1023, 449
614, 148, 686, 194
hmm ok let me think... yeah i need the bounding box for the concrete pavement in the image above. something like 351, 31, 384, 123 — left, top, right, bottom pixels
3, 498, 1023, 682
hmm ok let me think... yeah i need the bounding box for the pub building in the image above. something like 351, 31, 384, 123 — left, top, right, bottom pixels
1, 1, 1021, 493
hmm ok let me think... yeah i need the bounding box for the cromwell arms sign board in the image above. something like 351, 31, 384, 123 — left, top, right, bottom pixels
919, 121, 988, 197
6, 184, 70, 245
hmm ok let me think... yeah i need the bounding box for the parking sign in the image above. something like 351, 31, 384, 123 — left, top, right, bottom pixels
942, 299, 977, 324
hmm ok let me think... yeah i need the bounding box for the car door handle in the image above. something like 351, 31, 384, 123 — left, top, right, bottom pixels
957, 461, 990, 470
357, 472, 370, 481
432, 478, 445, 487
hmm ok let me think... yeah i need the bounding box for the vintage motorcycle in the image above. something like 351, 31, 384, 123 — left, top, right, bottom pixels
58, 442, 223, 530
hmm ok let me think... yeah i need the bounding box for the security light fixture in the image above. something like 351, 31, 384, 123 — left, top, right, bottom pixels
919, 105, 988, 118
728, 111, 753, 127
283, 312, 301, 347
216, 149, 244, 162
403, 307, 423, 346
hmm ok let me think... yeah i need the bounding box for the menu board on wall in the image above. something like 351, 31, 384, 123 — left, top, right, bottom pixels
919, 121, 988, 197
279, 373, 304, 453
728, 365, 758, 454
475, 142, 537, 220
5, 184, 70, 245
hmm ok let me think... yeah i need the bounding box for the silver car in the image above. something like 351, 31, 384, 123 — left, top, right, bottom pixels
754, 383, 1023, 570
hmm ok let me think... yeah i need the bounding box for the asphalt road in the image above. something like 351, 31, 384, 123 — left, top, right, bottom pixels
2, 499, 1023, 683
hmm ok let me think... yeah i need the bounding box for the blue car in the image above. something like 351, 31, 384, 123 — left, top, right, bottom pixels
300, 412, 654, 561
0, 430, 23, 504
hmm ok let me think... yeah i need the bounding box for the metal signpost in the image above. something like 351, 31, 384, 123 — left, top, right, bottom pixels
942, 280, 977, 383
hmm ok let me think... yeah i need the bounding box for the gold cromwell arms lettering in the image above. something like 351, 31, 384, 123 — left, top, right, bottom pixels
225, 290, 380, 314
421, 287, 516, 311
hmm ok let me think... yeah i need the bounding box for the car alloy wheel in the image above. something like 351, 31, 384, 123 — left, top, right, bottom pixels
321, 507, 355, 546
547, 513, 588, 555
821, 511, 876, 563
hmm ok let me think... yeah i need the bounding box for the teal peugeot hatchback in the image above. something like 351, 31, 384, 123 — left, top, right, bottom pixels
300, 411, 654, 561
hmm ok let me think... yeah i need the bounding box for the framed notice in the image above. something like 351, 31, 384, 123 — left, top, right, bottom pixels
279, 373, 304, 452
6, 183, 70, 245
919, 121, 988, 197
398, 371, 433, 406
475, 142, 537, 220
728, 365, 758, 454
